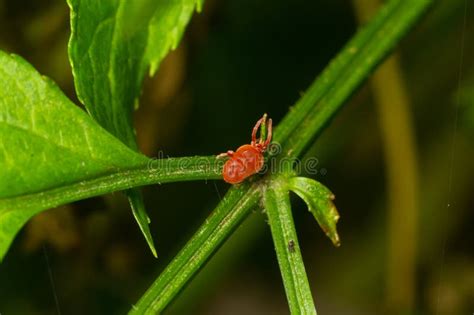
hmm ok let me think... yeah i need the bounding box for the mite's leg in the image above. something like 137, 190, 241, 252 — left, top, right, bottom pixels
216, 150, 235, 159
251, 114, 267, 145
263, 118, 273, 149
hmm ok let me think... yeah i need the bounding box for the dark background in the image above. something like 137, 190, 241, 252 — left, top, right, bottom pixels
0, 0, 473, 314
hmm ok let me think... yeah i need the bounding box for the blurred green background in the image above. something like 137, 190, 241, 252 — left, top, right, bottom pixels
0, 0, 473, 314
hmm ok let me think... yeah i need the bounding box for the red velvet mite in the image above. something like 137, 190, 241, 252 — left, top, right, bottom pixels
218, 114, 273, 184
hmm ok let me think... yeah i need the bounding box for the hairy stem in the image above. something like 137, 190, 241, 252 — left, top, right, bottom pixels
130, 183, 260, 314
264, 178, 316, 314
0, 156, 222, 215
277, 0, 432, 159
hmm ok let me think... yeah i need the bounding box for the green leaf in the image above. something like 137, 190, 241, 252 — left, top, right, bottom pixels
67, 0, 203, 146
264, 180, 317, 314
0, 51, 148, 260
130, 193, 156, 257
127, 189, 156, 257
0, 51, 148, 198
67, 0, 204, 257
288, 177, 340, 246
144, 0, 204, 75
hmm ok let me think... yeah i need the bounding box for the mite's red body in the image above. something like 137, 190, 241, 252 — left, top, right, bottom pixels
222, 145, 264, 184
218, 115, 272, 184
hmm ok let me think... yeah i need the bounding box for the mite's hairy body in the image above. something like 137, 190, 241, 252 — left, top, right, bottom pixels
218, 114, 272, 184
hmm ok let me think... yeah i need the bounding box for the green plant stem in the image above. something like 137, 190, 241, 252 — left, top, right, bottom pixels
129, 0, 433, 313
264, 178, 316, 314
167, 213, 266, 314
277, 0, 432, 160
0, 156, 221, 215
130, 183, 260, 314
